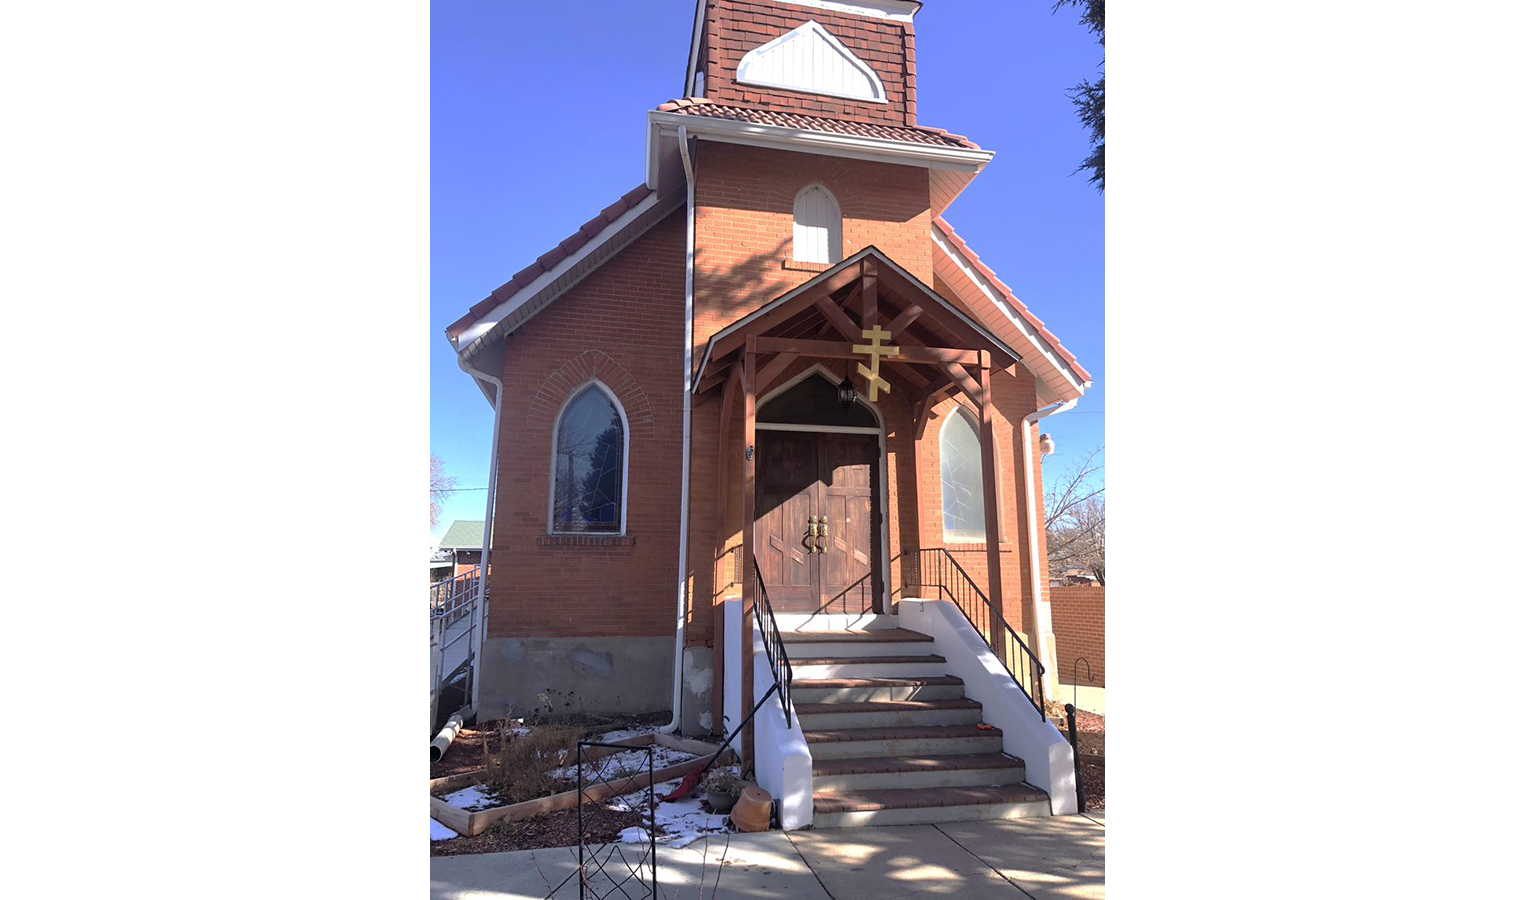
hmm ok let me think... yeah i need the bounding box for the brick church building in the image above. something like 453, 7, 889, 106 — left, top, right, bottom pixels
447, 0, 1092, 822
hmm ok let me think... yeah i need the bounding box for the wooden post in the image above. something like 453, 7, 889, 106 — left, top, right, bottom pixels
976, 352, 1007, 658
861, 256, 878, 330
712, 364, 740, 736
740, 337, 757, 769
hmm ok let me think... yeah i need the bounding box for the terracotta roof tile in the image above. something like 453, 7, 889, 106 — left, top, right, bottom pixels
655, 98, 979, 150
446, 183, 654, 340
933, 216, 1094, 384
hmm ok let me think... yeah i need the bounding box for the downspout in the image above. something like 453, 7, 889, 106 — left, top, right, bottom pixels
457, 353, 504, 719
1022, 395, 1078, 702
662, 124, 697, 734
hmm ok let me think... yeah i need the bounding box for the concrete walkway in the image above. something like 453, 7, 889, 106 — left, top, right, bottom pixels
430, 813, 1105, 899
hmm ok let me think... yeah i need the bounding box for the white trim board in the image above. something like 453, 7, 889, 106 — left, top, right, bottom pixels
777, 0, 921, 22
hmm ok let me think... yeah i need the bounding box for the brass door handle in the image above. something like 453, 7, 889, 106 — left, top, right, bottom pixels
817, 516, 828, 553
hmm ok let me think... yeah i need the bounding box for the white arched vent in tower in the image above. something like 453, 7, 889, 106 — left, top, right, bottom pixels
735, 20, 888, 104
793, 184, 842, 264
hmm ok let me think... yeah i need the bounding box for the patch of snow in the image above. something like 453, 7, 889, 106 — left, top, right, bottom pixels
593, 724, 662, 743
605, 766, 739, 849
440, 784, 501, 812
430, 818, 459, 841
549, 746, 698, 784
617, 826, 648, 844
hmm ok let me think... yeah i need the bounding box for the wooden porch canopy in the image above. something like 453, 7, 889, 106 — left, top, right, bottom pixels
698, 247, 1026, 759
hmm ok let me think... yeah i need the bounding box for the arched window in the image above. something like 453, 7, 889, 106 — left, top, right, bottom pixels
549, 382, 627, 534
939, 408, 987, 542
793, 184, 842, 264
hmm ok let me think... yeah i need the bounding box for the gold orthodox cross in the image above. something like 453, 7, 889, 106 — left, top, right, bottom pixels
853, 326, 898, 402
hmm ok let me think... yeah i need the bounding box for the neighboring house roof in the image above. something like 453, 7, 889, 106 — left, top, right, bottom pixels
931, 216, 1093, 401
655, 98, 979, 149
438, 520, 485, 550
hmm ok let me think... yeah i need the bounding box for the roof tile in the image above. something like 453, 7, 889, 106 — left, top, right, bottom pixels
655, 98, 979, 149
934, 216, 1093, 383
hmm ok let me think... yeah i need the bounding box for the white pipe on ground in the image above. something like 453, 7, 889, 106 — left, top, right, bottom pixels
430, 714, 465, 763
662, 124, 697, 735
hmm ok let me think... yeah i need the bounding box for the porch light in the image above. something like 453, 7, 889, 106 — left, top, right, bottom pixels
1040, 433, 1056, 457
837, 360, 858, 409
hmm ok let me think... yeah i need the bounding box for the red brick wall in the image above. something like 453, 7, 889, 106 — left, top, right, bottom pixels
453, 550, 480, 578
1051, 585, 1104, 687
699, 0, 917, 127
485, 209, 687, 640
691, 141, 932, 370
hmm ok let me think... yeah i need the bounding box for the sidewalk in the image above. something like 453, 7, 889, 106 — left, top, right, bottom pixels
430, 813, 1105, 899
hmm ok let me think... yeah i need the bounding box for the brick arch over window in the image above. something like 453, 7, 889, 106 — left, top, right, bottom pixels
527, 350, 656, 439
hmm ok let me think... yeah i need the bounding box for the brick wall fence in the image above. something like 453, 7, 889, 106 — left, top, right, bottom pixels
1051, 585, 1104, 687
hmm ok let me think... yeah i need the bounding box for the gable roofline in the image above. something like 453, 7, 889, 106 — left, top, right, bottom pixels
931, 217, 1093, 399
447, 184, 685, 360
690, 245, 1022, 393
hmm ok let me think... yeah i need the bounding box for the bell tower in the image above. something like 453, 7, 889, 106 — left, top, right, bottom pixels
683, 0, 923, 127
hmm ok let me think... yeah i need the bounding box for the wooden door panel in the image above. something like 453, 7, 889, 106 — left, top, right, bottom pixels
754, 431, 820, 612
819, 433, 879, 613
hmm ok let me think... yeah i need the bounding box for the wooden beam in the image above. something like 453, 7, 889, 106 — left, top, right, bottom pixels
976, 352, 1007, 660
754, 336, 981, 367
868, 257, 1016, 365
861, 257, 878, 330
740, 336, 757, 770
815, 295, 863, 341
941, 362, 985, 408
886, 302, 925, 340
757, 351, 799, 391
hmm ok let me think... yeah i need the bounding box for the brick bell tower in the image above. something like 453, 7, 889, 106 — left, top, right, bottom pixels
683, 0, 924, 127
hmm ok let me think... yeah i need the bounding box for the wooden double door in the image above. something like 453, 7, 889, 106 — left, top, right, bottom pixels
754, 429, 882, 614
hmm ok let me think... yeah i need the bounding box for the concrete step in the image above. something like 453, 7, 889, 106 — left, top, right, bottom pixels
811, 752, 1027, 792
776, 613, 898, 632
803, 723, 1005, 760
811, 783, 1052, 828
794, 698, 983, 729
791, 675, 966, 704
781, 628, 934, 659
791, 654, 949, 679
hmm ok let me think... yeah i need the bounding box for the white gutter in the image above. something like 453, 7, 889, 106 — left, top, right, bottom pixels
661, 125, 698, 734
1021, 396, 1078, 703
457, 354, 504, 718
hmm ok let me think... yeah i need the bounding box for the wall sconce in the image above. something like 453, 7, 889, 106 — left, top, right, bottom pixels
746, 445, 755, 461
1040, 433, 1056, 457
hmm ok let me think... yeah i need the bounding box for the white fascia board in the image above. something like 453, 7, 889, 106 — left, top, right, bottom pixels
931, 226, 1090, 396
453, 192, 663, 354
683, 0, 707, 97
648, 110, 992, 174
777, 0, 922, 22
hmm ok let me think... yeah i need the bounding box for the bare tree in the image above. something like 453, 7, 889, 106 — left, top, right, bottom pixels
1045, 447, 1105, 585
430, 454, 457, 528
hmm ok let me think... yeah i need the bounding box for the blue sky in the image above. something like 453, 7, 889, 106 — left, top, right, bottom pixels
430, 0, 1104, 542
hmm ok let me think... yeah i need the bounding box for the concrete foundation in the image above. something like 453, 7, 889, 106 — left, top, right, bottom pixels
679, 646, 715, 737
476, 636, 673, 720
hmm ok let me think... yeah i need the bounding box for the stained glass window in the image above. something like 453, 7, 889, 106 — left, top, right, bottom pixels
940, 409, 987, 542
551, 384, 625, 533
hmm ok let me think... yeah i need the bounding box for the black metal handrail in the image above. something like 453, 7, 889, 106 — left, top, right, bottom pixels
752, 558, 795, 727
908, 548, 1048, 721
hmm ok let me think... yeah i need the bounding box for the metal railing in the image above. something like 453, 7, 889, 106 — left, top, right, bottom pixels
430, 567, 481, 627
752, 558, 795, 727
907, 548, 1048, 721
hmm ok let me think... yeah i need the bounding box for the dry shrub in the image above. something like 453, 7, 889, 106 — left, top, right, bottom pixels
480, 721, 583, 803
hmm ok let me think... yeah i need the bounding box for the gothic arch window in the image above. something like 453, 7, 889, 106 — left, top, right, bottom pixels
939, 407, 987, 543
793, 183, 842, 264
549, 381, 628, 534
